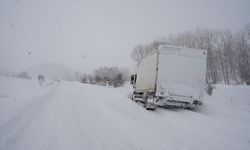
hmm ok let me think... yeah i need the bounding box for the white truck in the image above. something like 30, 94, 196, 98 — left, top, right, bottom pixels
130, 45, 207, 110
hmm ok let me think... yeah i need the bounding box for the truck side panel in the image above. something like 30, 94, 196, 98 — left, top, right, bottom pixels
135, 51, 158, 93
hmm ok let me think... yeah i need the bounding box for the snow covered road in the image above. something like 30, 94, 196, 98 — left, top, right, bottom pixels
0, 76, 250, 150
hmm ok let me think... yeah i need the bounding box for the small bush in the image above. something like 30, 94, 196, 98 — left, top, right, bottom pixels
206, 84, 214, 95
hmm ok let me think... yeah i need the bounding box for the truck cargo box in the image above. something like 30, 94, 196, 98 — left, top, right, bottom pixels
132, 45, 207, 109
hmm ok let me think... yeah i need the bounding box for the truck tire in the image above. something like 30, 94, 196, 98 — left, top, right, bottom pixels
132, 93, 136, 102
144, 95, 157, 110
144, 102, 157, 110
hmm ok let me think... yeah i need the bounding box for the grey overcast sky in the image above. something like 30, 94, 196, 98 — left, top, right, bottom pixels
0, 0, 250, 73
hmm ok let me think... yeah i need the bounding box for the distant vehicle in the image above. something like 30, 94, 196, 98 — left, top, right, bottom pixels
130, 45, 207, 110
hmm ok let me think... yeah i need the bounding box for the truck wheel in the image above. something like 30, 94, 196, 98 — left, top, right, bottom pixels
132, 93, 139, 103
132, 93, 135, 101
144, 96, 157, 110
144, 103, 156, 110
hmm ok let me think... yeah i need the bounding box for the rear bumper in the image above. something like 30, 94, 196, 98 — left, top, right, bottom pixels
157, 96, 202, 108
168, 95, 194, 103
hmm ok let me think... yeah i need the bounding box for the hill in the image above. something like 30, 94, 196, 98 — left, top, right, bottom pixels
22, 63, 82, 81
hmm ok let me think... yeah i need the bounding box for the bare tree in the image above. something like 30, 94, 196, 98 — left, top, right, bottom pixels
131, 44, 150, 65
234, 24, 250, 85
131, 24, 250, 85
92, 66, 129, 87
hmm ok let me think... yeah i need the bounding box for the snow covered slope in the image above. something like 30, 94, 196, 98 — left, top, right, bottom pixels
22, 63, 81, 81
0, 67, 16, 77
0, 76, 250, 150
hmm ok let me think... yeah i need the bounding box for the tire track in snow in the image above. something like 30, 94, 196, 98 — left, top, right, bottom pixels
0, 88, 55, 150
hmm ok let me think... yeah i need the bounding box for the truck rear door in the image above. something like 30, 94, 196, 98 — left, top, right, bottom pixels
155, 46, 207, 102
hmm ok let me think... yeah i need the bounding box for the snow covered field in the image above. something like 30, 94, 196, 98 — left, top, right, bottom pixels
0, 76, 250, 150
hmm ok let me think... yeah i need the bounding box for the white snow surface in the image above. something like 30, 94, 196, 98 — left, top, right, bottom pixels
0, 76, 250, 150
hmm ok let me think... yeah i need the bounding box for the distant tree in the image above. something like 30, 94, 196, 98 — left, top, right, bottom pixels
17, 71, 31, 79
81, 74, 88, 83
131, 45, 151, 65
92, 66, 129, 87
113, 73, 124, 87
234, 24, 250, 85
94, 75, 102, 83
88, 75, 94, 84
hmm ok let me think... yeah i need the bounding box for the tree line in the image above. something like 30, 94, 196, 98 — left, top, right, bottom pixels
81, 67, 129, 87
131, 24, 250, 85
